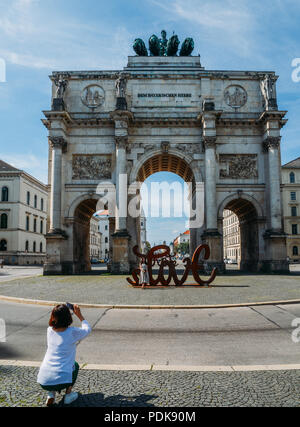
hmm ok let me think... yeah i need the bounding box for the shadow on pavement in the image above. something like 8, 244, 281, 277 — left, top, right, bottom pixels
0, 345, 23, 361
55, 392, 157, 407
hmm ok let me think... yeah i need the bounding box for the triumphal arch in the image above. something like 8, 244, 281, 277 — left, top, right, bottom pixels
43, 31, 288, 275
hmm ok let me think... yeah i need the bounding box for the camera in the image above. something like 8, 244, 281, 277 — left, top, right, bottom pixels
66, 302, 74, 312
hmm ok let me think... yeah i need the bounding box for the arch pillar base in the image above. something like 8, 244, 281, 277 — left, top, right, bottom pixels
43, 232, 68, 275
111, 231, 131, 274
201, 229, 225, 274
262, 232, 289, 273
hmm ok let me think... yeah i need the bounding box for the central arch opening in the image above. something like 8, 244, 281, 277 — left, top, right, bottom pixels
133, 153, 198, 264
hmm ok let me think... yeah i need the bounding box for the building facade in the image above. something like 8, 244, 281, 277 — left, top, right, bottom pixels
43, 48, 288, 275
89, 215, 101, 260
223, 209, 241, 264
96, 210, 110, 260
174, 230, 190, 253
282, 157, 300, 262
0, 160, 47, 265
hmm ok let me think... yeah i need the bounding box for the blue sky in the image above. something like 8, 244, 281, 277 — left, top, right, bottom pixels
0, 0, 300, 244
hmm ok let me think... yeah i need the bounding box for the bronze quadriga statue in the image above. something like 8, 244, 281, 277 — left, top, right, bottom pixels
133, 30, 195, 57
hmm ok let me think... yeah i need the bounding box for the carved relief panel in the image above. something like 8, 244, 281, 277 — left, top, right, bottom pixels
72, 155, 112, 180
219, 154, 258, 179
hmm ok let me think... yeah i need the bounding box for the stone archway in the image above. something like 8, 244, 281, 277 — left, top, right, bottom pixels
73, 199, 97, 273
71, 198, 115, 274
219, 196, 263, 272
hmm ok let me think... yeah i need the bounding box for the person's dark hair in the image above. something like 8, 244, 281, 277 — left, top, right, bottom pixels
49, 304, 73, 329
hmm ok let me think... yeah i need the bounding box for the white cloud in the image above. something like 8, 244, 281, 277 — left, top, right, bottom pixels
1, 153, 48, 184
0, 0, 134, 70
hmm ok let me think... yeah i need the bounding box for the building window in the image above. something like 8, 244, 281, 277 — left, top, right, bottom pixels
291, 206, 297, 217
291, 192, 297, 201
33, 218, 37, 233
40, 242, 43, 253
105, 225, 108, 231
25, 241, 29, 252
105, 237, 108, 243
290, 172, 296, 184
40, 220, 43, 234
26, 216, 30, 231
34, 195, 37, 208
293, 246, 299, 256
33, 241, 36, 253
41, 198, 44, 211
292, 224, 298, 235
2, 187, 8, 202
27, 191, 30, 205
0, 213, 8, 229
0, 240, 7, 251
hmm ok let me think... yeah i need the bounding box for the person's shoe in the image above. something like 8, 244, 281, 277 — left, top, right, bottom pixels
64, 392, 79, 405
46, 392, 55, 407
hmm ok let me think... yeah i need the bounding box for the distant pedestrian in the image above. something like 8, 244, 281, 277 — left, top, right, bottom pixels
37, 304, 91, 406
139, 260, 149, 289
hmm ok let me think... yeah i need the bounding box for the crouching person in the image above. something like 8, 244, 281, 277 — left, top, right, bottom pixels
37, 304, 91, 406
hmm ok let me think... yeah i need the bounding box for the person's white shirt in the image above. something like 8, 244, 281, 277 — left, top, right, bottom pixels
37, 320, 91, 386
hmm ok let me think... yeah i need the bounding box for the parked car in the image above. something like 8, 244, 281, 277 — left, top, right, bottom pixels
91, 258, 99, 264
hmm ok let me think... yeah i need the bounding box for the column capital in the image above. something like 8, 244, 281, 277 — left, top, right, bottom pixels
263, 136, 281, 151
203, 136, 217, 149
115, 135, 128, 149
49, 136, 67, 151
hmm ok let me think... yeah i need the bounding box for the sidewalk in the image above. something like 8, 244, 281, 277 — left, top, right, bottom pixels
0, 364, 299, 407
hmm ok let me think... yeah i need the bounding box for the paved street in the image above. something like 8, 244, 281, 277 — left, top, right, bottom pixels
1, 301, 300, 366
1, 277, 300, 407
0, 266, 42, 283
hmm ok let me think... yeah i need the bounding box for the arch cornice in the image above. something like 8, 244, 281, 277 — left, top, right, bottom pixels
217, 193, 264, 220
129, 148, 203, 184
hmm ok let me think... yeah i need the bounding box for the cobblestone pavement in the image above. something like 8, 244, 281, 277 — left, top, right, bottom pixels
0, 273, 300, 306
0, 365, 299, 407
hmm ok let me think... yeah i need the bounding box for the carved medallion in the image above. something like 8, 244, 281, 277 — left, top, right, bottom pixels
81, 85, 105, 108
224, 85, 247, 109
72, 155, 111, 180
219, 154, 258, 179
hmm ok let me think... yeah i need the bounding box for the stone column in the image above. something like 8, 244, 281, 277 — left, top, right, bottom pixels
49, 136, 66, 234
203, 136, 218, 231
261, 115, 289, 272
44, 136, 67, 275
201, 113, 224, 273
264, 137, 282, 232
110, 110, 133, 274
115, 136, 128, 231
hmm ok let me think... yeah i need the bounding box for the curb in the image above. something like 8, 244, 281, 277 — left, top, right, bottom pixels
0, 294, 300, 309
1, 360, 300, 372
